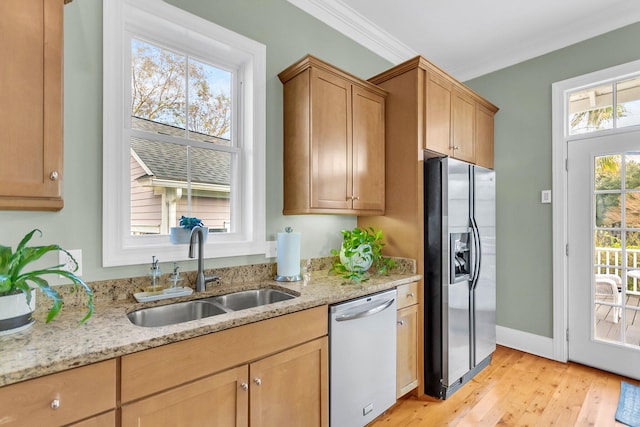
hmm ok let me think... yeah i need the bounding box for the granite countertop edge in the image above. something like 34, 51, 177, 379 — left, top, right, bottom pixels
0, 271, 421, 387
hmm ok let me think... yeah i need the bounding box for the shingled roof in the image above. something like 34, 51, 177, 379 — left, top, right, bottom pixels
130, 117, 231, 186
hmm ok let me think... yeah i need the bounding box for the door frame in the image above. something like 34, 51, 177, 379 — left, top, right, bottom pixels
551, 59, 640, 362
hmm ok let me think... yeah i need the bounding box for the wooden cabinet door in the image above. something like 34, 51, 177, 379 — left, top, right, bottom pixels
0, 0, 63, 210
352, 85, 385, 213
250, 337, 328, 427
425, 71, 452, 156
451, 89, 476, 163
310, 68, 352, 210
397, 304, 419, 398
475, 103, 495, 169
121, 366, 249, 427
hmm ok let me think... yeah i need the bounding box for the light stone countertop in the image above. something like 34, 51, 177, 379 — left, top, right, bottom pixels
0, 268, 420, 387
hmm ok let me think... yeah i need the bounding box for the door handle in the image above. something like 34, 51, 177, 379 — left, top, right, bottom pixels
334, 299, 395, 322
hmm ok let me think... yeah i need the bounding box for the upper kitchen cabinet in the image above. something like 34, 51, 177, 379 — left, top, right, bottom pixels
369, 56, 498, 169
0, 0, 64, 210
278, 55, 387, 215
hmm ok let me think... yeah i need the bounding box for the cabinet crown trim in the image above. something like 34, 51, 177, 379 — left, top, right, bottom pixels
278, 54, 387, 97
369, 55, 498, 113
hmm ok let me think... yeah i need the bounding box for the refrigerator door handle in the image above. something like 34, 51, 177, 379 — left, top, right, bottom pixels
471, 218, 482, 289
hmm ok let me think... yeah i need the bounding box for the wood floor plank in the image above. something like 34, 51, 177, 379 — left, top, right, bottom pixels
369, 346, 634, 427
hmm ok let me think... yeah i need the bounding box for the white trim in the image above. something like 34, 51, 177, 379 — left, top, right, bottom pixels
286, 0, 416, 65
103, 0, 266, 267
496, 325, 556, 361
552, 58, 640, 363
551, 81, 568, 362
288, 1, 640, 81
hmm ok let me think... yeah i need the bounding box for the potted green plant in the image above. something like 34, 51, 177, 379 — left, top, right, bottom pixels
329, 227, 395, 282
169, 216, 207, 244
0, 229, 93, 335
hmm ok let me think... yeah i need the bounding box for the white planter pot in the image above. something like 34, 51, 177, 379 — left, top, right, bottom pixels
170, 227, 208, 244
0, 289, 36, 336
339, 244, 373, 273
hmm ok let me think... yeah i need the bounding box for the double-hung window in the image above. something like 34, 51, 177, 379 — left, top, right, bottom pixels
103, 0, 266, 266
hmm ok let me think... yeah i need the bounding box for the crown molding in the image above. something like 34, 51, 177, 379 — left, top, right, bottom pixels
287, 0, 416, 65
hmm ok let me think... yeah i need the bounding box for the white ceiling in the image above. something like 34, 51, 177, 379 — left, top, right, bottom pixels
287, 0, 640, 81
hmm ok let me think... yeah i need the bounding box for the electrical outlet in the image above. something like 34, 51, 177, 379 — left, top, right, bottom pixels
59, 249, 82, 277
266, 241, 277, 258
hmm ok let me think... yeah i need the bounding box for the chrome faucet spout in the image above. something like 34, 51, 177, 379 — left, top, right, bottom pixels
189, 226, 207, 292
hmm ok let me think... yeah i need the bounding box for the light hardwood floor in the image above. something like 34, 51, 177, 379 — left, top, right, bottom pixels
369, 345, 638, 426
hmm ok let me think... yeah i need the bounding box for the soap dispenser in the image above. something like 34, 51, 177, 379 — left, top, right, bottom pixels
166, 262, 183, 292
146, 256, 163, 293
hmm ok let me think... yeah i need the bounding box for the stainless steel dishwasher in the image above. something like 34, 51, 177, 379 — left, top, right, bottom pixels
329, 288, 397, 427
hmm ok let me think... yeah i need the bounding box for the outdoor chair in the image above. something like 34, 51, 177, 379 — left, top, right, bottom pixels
595, 273, 622, 323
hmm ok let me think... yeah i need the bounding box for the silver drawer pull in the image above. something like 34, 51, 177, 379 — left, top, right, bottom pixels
407, 292, 415, 298
241, 382, 248, 391
49, 171, 59, 181
254, 378, 262, 386
397, 320, 405, 326
50, 399, 60, 410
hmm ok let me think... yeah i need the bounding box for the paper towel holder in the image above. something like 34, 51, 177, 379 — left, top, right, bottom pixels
275, 274, 302, 282
275, 227, 302, 282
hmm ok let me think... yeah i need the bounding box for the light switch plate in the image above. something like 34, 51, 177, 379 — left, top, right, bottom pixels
541, 190, 552, 204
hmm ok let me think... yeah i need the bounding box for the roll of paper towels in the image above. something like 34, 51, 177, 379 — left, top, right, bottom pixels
277, 228, 301, 280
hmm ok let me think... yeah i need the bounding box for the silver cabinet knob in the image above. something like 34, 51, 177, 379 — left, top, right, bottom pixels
49, 171, 59, 181
50, 399, 60, 410
254, 378, 262, 386
407, 292, 415, 298
397, 320, 405, 326
240, 382, 248, 391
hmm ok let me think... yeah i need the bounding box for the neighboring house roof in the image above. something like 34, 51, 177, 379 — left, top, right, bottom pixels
130, 117, 231, 187
132, 116, 231, 146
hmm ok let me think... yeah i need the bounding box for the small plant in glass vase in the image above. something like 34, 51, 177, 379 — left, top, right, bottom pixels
329, 227, 395, 282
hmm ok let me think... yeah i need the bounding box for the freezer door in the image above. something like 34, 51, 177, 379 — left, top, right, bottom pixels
441, 158, 473, 387
444, 158, 471, 233
443, 280, 470, 387
473, 165, 497, 364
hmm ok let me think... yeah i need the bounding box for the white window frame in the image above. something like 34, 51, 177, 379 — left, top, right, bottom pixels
552, 59, 640, 361
103, 0, 266, 267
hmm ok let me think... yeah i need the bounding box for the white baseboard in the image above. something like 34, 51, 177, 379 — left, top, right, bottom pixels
496, 325, 558, 361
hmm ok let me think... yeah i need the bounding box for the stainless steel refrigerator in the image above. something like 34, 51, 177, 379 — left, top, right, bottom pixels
424, 155, 496, 399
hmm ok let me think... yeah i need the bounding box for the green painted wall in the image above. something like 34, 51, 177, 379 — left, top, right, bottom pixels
465, 23, 640, 337
0, 0, 391, 282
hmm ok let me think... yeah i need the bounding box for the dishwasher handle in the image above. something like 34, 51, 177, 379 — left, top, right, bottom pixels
334, 298, 395, 322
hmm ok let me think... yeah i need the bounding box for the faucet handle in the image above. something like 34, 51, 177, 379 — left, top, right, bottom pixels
204, 275, 220, 284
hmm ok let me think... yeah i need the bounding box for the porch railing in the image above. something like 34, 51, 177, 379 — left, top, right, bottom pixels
595, 247, 640, 295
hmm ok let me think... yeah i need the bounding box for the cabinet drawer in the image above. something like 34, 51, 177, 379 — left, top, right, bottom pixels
397, 282, 418, 309
0, 359, 116, 427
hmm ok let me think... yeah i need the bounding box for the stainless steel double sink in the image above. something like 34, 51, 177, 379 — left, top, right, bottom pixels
127, 288, 297, 327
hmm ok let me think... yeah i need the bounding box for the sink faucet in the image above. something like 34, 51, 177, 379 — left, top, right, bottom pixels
188, 226, 220, 292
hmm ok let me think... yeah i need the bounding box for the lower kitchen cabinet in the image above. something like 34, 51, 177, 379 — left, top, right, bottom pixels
251, 337, 328, 427
396, 282, 419, 397
120, 306, 328, 427
0, 359, 116, 427
121, 366, 249, 426
121, 338, 327, 427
